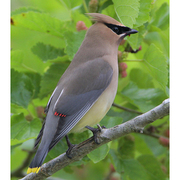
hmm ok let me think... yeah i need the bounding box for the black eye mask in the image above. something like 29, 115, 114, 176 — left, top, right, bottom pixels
104, 23, 135, 35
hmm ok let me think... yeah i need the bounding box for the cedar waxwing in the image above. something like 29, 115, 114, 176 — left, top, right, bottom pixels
27, 13, 138, 174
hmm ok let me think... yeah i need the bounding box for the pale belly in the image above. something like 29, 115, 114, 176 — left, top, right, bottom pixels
70, 56, 118, 134
70, 78, 117, 133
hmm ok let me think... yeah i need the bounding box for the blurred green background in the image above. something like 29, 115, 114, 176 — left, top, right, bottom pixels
11, 0, 169, 180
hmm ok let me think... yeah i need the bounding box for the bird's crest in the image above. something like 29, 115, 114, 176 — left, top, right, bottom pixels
86, 13, 124, 26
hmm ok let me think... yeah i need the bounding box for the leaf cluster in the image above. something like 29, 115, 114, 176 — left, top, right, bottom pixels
11, 0, 169, 180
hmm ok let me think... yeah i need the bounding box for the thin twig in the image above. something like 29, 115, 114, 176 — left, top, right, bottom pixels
137, 129, 163, 139
112, 103, 142, 114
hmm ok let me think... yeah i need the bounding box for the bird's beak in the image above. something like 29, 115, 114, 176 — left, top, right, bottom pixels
124, 29, 138, 37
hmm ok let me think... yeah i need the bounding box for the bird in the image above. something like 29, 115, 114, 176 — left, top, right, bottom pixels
27, 13, 138, 174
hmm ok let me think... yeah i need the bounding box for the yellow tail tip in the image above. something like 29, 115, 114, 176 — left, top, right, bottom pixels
27, 167, 41, 174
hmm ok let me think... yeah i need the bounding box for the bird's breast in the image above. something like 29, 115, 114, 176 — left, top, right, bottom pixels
70, 58, 118, 133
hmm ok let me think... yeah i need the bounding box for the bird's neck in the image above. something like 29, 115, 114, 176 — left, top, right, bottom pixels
72, 35, 118, 65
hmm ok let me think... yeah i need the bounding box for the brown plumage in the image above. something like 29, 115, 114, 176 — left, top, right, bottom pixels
27, 13, 138, 174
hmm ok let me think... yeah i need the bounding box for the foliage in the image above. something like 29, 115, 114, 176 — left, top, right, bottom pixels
11, 0, 169, 180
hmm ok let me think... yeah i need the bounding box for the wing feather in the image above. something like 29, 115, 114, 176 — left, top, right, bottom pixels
46, 58, 113, 151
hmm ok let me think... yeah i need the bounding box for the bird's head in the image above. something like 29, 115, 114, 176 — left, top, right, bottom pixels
86, 13, 138, 45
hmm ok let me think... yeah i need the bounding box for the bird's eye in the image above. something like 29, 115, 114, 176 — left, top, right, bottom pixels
104, 23, 121, 35
112, 26, 120, 34
105, 23, 132, 35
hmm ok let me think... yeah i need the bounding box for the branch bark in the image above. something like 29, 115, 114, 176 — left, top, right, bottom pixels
21, 98, 169, 180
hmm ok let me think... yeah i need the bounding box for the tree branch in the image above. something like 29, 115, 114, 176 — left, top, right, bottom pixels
21, 98, 169, 180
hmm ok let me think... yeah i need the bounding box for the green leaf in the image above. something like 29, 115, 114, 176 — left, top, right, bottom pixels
107, 109, 138, 123
11, 49, 47, 74
133, 134, 153, 155
110, 150, 150, 179
71, 11, 92, 28
138, 134, 167, 157
151, 3, 169, 30
58, 0, 82, 10
113, 0, 140, 28
11, 7, 42, 16
135, 0, 152, 27
121, 159, 150, 180
99, 0, 113, 12
64, 31, 86, 60
117, 135, 135, 159
25, 72, 41, 99
143, 43, 168, 91
11, 113, 41, 146
121, 81, 167, 112
11, 69, 34, 108
11, 50, 24, 71
144, 30, 169, 59
39, 62, 69, 98
137, 155, 166, 180
11, 145, 27, 171
11, 11, 69, 37
31, 42, 65, 62
68, 130, 90, 145
87, 144, 110, 163
129, 68, 154, 89
48, 140, 67, 159
44, 55, 69, 63
101, 116, 123, 128
109, 149, 123, 173
118, 111, 138, 123
127, 25, 145, 50
101, 4, 117, 18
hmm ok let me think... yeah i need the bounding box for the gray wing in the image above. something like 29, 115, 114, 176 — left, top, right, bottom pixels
46, 58, 113, 150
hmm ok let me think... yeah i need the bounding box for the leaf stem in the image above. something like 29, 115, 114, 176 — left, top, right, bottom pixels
31, 101, 38, 117
22, 64, 37, 73
83, 0, 89, 13
122, 59, 144, 62
26, 108, 35, 119
139, 129, 168, 139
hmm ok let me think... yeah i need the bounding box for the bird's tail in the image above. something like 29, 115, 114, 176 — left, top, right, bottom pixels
27, 144, 49, 174
27, 108, 60, 174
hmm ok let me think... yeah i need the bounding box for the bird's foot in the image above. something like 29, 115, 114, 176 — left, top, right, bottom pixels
85, 124, 106, 144
65, 135, 76, 159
